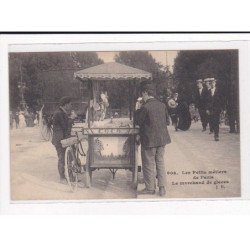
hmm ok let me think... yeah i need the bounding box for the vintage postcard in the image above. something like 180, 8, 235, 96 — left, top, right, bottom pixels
1, 34, 249, 209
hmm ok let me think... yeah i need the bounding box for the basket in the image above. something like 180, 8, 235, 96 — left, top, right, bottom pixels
61, 134, 88, 148
61, 137, 78, 148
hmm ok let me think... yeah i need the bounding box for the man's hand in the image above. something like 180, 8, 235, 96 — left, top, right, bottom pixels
206, 110, 210, 115
135, 101, 142, 110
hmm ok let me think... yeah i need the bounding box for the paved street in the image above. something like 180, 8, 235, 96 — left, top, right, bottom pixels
10, 121, 240, 201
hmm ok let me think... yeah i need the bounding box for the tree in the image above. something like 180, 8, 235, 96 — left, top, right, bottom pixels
173, 50, 239, 106
9, 52, 103, 111
115, 51, 172, 97
173, 50, 239, 131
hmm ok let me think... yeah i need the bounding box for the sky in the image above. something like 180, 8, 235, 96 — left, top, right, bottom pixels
97, 51, 178, 71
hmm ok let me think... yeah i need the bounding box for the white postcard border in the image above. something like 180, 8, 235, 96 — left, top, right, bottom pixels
1, 34, 250, 214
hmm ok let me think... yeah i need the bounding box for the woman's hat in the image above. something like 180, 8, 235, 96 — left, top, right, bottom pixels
168, 99, 178, 108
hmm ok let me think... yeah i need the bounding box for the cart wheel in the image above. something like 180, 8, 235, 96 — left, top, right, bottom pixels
85, 167, 91, 188
132, 165, 138, 190
84, 150, 91, 188
65, 147, 78, 192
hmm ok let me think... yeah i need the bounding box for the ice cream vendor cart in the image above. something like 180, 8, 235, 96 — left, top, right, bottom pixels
71, 62, 152, 189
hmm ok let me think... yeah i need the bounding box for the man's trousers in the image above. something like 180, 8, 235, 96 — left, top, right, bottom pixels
141, 145, 167, 191
198, 108, 208, 129
54, 143, 66, 179
210, 112, 220, 137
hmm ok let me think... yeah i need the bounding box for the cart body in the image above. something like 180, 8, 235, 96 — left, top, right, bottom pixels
73, 62, 152, 187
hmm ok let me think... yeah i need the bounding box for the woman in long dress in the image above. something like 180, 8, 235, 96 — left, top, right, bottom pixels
167, 98, 179, 131
167, 94, 191, 131
39, 105, 52, 141
18, 111, 27, 128
177, 101, 191, 131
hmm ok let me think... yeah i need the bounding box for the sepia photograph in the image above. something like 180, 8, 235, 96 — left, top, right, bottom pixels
8, 46, 240, 201
1, 2, 250, 247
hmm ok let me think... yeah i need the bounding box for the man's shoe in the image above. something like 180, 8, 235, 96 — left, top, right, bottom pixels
159, 186, 166, 197
209, 131, 213, 134
60, 178, 68, 185
202, 128, 206, 132
214, 136, 219, 141
138, 188, 155, 195
69, 177, 81, 182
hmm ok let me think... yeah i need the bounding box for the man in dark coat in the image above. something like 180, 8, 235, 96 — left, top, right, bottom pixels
226, 84, 239, 133
135, 83, 171, 196
194, 79, 209, 131
52, 96, 72, 182
204, 78, 213, 134
206, 79, 223, 141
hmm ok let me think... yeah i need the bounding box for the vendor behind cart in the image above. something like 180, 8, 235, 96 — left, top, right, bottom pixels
51, 96, 73, 183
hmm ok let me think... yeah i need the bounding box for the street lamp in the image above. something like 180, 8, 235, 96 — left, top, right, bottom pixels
17, 60, 28, 110
18, 81, 27, 110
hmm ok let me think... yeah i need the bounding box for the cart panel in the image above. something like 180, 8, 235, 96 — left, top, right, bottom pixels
89, 134, 135, 168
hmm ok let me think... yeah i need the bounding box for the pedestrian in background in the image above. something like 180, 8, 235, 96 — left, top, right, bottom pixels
204, 78, 213, 134
10, 111, 14, 129
226, 84, 239, 133
167, 92, 179, 131
176, 95, 191, 131
206, 78, 223, 141
135, 83, 171, 197
14, 110, 19, 129
194, 79, 209, 131
18, 111, 27, 129
34, 112, 39, 126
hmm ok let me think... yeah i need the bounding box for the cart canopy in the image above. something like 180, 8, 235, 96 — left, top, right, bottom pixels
74, 62, 152, 81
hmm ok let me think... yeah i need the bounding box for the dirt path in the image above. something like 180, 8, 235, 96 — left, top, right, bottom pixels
10, 122, 240, 201
163, 123, 240, 198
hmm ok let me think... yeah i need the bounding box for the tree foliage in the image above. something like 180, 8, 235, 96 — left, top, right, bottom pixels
9, 52, 103, 111
115, 51, 172, 97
